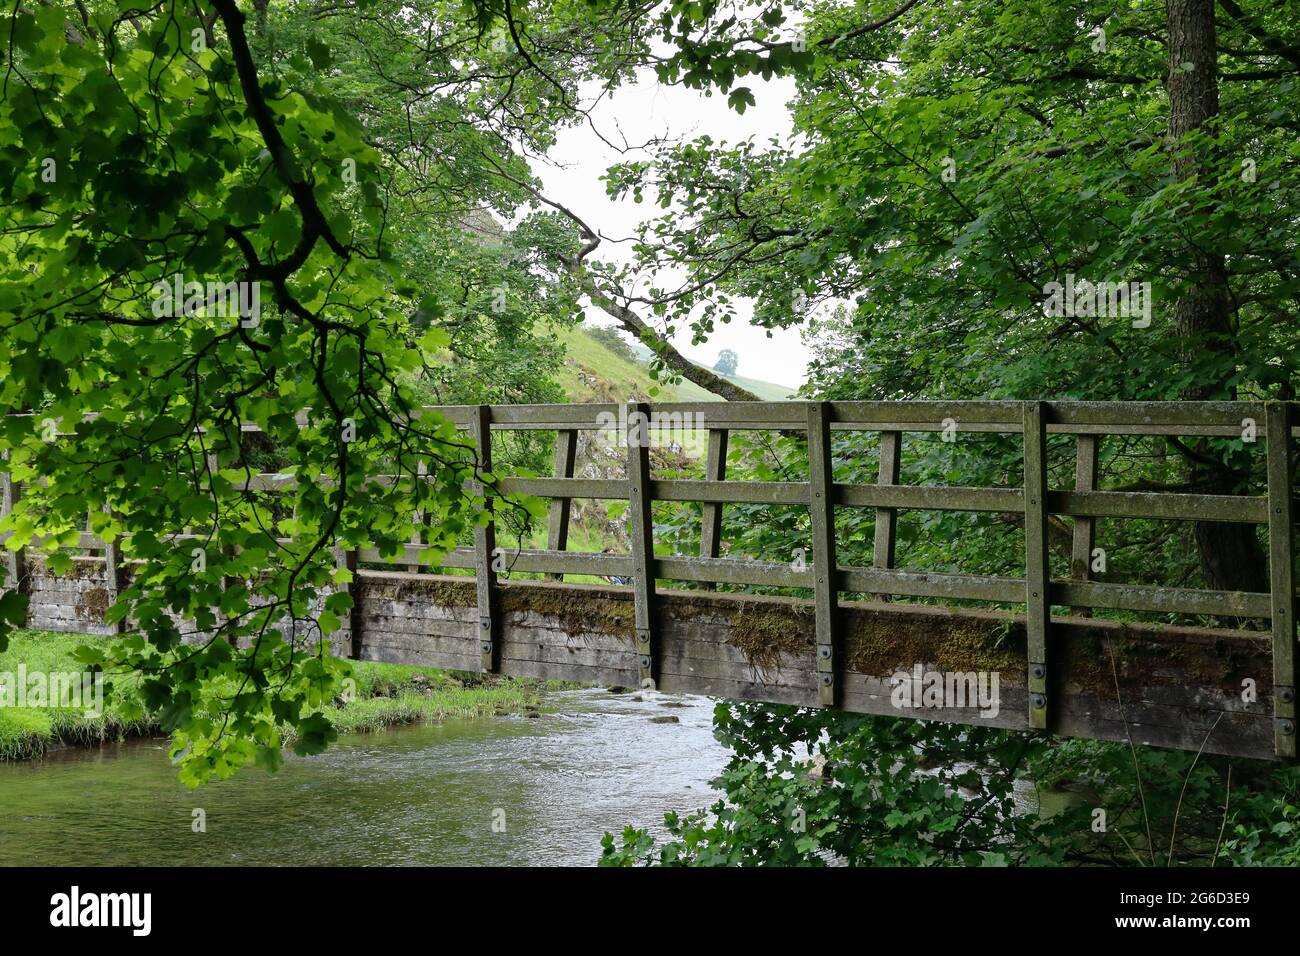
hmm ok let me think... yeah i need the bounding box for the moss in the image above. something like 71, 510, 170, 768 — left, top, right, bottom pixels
843, 606, 1025, 678
498, 584, 636, 640
82, 586, 111, 621
724, 604, 814, 674
1058, 626, 1260, 698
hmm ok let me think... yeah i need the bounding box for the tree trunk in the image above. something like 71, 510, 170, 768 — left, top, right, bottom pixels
1164, 0, 1267, 593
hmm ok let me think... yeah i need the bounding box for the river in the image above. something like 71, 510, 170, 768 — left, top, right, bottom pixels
0, 689, 727, 866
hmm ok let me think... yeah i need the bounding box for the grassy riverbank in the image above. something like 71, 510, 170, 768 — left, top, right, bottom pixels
0, 630, 542, 761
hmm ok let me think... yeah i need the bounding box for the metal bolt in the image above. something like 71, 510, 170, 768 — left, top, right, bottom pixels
1281, 719, 1295, 736
1280, 688, 1295, 704
1030, 664, 1045, 680
1031, 694, 1046, 709
481, 641, 492, 653
821, 674, 832, 686
818, 647, 831, 660
640, 656, 651, 668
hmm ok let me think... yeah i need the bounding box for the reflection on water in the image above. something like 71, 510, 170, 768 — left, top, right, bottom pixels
0, 689, 728, 866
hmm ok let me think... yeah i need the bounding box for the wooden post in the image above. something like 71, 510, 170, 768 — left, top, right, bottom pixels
807, 402, 839, 707
1069, 434, 1098, 617
1023, 402, 1050, 730
871, 430, 901, 601
699, 428, 728, 591
1, 461, 25, 596
1265, 402, 1296, 759
546, 430, 578, 582
471, 405, 499, 673
336, 547, 361, 659
625, 401, 657, 688
407, 460, 428, 574
100, 504, 123, 634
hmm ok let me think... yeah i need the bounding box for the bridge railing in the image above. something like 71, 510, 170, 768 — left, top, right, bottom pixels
2, 400, 1296, 756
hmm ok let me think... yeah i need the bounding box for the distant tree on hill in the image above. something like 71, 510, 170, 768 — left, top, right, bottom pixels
714, 348, 739, 377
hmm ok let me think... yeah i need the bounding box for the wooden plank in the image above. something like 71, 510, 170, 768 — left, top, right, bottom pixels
831, 400, 1024, 425
1070, 434, 1098, 616
871, 431, 901, 604
657, 555, 812, 589
698, 429, 728, 592
497, 477, 626, 500
470, 405, 498, 673
1023, 401, 1050, 730
1, 460, 25, 596
807, 402, 839, 706
837, 483, 1022, 513
625, 400, 657, 688
1049, 489, 1266, 523
654, 478, 805, 504
406, 460, 428, 573
336, 546, 360, 659
840, 567, 1022, 603
1049, 400, 1263, 429
545, 430, 578, 581
1052, 580, 1270, 618
1266, 401, 1297, 758
100, 505, 123, 634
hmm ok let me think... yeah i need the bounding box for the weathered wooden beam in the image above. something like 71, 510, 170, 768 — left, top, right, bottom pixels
1048, 489, 1266, 523
871, 431, 901, 604
807, 402, 839, 706
98, 505, 123, 635
699, 429, 728, 592
625, 401, 657, 688
1, 461, 26, 596
655, 478, 806, 505
545, 430, 578, 581
1266, 401, 1296, 759
1070, 434, 1098, 617
470, 405, 498, 673
344, 575, 1279, 761
1023, 401, 1050, 730
406, 460, 428, 574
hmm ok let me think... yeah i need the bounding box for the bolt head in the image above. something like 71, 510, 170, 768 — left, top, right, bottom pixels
821, 674, 832, 686
1030, 664, 1045, 679
480, 641, 492, 653
1031, 694, 1046, 709
1280, 688, 1296, 704
1282, 719, 1296, 736
818, 647, 831, 659
640, 656, 651, 668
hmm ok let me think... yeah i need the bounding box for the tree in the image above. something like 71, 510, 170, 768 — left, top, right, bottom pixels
714, 348, 739, 377
604, 0, 1300, 592
0, 0, 622, 783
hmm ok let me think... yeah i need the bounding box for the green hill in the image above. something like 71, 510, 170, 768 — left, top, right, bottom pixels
556, 324, 798, 403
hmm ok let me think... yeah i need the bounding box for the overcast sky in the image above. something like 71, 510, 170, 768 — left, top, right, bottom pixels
532, 72, 811, 390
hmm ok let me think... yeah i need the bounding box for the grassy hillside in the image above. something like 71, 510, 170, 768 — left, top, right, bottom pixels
556, 324, 798, 403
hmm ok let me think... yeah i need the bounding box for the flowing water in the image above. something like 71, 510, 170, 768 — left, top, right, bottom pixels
0, 689, 728, 866
0, 687, 1072, 866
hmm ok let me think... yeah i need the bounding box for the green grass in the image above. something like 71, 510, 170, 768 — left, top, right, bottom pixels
557, 324, 798, 403
0, 630, 542, 761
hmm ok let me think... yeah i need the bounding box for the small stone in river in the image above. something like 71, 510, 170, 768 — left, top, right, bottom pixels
525, 712, 542, 719
630, 695, 643, 702
649, 715, 680, 724
606, 686, 632, 694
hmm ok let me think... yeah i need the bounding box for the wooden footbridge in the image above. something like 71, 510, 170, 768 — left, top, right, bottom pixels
4, 400, 1297, 761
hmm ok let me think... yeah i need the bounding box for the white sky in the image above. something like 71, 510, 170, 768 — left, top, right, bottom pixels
531, 73, 811, 390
